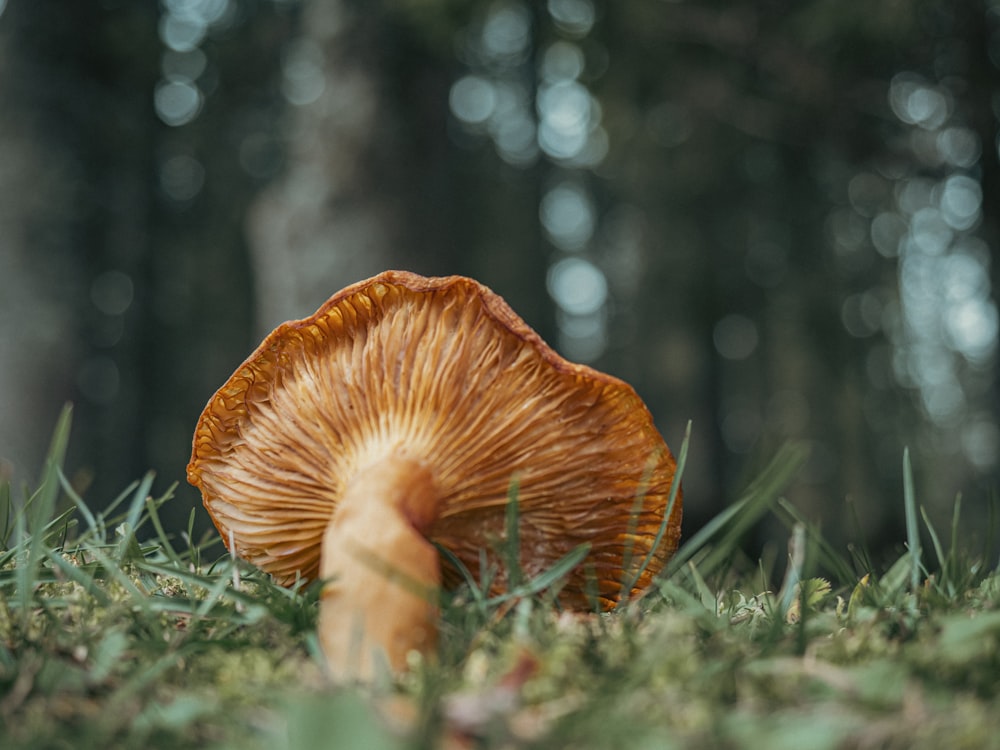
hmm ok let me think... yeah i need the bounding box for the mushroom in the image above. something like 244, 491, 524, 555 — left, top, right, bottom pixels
187, 270, 682, 679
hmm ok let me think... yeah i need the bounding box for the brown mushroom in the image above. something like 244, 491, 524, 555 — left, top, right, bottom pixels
187, 270, 682, 679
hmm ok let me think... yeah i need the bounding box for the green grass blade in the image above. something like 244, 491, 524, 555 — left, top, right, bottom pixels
195, 560, 243, 617
488, 542, 591, 605
619, 458, 655, 598
504, 474, 522, 590
844, 494, 874, 575
0, 471, 11, 549
59, 466, 100, 541
668, 442, 808, 579
14, 504, 29, 624
778, 523, 806, 619
947, 493, 962, 583
620, 421, 690, 603
920, 506, 947, 579
877, 552, 911, 601
84, 543, 150, 610
13, 404, 73, 626
100, 479, 143, 527
686, 560, 717, 613
987, 491, 998, 571
27, 403, 72, 546
116, 472, 155, 565
436, 544, 489, 611
775, 498, 856, 585
144, 495, 182, 566
185, 507, 201, 569
902, 447, 921, 592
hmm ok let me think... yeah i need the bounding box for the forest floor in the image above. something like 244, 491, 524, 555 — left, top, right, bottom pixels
3, 408, 1000, 749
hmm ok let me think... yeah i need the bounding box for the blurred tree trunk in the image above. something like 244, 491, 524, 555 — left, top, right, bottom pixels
0, 2, 269, 520
247, 1, 421, 333
248, 1, 392, 332
244, 1, 546, 334
0, 3, 84, 486
0, 2, 160, 496
599, 2, 933, 548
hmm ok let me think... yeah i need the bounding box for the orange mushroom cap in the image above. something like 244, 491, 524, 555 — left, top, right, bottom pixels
187, 271, 682, 615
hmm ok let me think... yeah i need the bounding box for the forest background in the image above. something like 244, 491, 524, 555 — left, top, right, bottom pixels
1, 0, 998, 563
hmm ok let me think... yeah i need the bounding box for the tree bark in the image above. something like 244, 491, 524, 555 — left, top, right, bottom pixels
246, 1, 411, 334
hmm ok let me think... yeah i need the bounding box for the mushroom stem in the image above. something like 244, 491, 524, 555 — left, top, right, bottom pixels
318, 455, 441, 680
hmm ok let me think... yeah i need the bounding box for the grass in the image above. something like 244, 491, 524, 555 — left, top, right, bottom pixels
3, 406, 1000, 749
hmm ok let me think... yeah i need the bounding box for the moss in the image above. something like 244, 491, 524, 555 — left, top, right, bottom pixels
4, 420, 1000, 748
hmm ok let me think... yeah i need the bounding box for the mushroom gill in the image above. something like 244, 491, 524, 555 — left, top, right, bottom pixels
187, 270, 683, 679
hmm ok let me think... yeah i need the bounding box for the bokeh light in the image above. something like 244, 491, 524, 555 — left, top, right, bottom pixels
945, 297, 998, 363
537, 80, 596, 160
482, 1, 532, 62
547, 0, 596, 37
938, 175, 982, 231
547, 257, 607, 316
159, 154, 206, 202
449, 76, 496, 126
713, 314, 759, 361
841, 291, 884, 338
889, 73, 950, 130
448, 0, 615, 364
90, 271, 134, 317
548, 257, 608, 362
281, 39, 326, 106
937, 126, 981, 168
154, 78, 203, 126
540, 41, 585, 83
449, 2, 539, 167
154, 0, 235, 125
870, 212, 907, 258
162, 0, 233, 32
540, 182, 595, 251
962, 416, 1000, 470
837, 67, 1000, 459
159, 13, 207, 53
